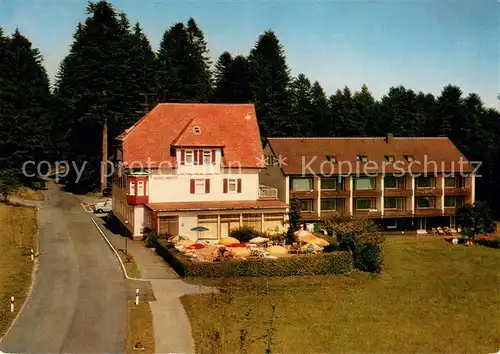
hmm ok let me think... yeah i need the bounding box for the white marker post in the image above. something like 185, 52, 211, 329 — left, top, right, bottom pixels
10, 296, 14, 313
135, 289, 140, 306
30, 248, 34, 261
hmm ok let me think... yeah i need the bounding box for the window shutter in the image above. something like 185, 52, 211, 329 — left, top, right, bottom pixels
237, 178, 242, 193
199, 150, 204, 165
194, 150, 199, 165
223, 178, 228, 193
211, 150, 216, 165
180, 150, 185, 165
190, 179, 195, 194
205, 179, 210, 193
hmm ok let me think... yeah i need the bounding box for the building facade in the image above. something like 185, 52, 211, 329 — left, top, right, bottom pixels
112, 103, 287, 240
260, 134, 475, 232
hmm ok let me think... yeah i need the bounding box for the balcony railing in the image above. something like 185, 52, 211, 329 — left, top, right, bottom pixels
259, 185, 278, 199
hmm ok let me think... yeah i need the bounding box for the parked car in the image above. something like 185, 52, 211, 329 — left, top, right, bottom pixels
94, 199, 112, 213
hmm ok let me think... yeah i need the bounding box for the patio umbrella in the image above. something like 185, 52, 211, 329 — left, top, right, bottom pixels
219, 237, 240, 245
249, 236, 270, 244
229, 247, 251, 258
169, 235, 193, 244
225, 243, 247, 248
294, 229, 313, 237
186, 243, 205, 250
266, 245, 288, 255
298, 234, 317, 243
191, 226, 210, 240
177, 239, 195, 247
311, 237, 329, 247
301, 243, 322, 252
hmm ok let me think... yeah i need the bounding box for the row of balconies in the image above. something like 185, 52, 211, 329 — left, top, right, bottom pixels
292, 187, 470, 199
296, 194, 466, 221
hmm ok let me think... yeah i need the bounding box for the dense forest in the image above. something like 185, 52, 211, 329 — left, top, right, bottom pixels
1, 1, 500, 214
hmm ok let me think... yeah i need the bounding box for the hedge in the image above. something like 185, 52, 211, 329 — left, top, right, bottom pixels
155, 241, 353, 278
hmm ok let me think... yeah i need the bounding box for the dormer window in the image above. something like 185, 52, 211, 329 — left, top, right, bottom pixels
326, 154, 337, 163
193, 126, 201, 135
385, 155, 395, 163
404, 155, 415, 162
357, 154, 368, 163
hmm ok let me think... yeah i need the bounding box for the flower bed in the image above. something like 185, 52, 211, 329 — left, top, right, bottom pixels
155, 240, 353, 278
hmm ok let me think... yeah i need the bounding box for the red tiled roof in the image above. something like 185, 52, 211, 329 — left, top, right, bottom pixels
267, 136, 474, 175
146, 200, 287, 212
117, 103, 264, 168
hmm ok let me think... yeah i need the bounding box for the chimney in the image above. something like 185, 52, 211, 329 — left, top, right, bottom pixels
386, 133, 393, 144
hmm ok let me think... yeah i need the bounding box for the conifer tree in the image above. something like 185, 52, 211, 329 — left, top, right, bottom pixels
248, 30, 291, 137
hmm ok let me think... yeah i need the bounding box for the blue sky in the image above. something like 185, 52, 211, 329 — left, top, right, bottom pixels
1, 0, 498, 107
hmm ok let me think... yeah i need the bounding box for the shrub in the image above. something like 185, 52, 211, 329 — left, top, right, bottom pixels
355, 243, 383, 273
145, 232, 158, 248
154, 241, 353, 278
230, 226, 261, 243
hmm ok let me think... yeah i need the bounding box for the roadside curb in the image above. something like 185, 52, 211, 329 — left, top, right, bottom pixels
0, 209, 41, 344
90, 218, 148, 282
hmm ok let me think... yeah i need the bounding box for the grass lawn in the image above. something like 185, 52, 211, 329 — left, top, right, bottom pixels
181, 236, 500, 353
119, 250, 142, 279
14, 187, 44, 201
126, 302, 155, 354
0, 203, 37, 338
119, 251, 155, 354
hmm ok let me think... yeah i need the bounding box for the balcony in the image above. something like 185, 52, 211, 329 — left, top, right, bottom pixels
300, 211, 319, 221
384, 209, 412, 218
415, 188, 443, 196
291, 189, 318, 199
259, 185, 278, 199
414, 208, 442, 216
384, 189, 413, 197
321, 189, 350, 198
443, 207, 457, 216
444, 187, 470, 196
352, 189, 382, 197
353, 209, 382, 218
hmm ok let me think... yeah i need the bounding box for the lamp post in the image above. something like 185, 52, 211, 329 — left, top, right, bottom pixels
124, 219, 129, 255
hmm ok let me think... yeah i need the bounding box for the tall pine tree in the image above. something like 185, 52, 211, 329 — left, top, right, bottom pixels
248, 30, 291, 138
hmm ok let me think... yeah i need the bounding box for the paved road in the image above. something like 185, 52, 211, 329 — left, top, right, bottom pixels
0, 183, 127, 353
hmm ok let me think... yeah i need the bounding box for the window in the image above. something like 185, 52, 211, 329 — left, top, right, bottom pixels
445, 196, 464, 208
385, 155, 395, 163
137, 181, 144, 196
404, 155, 415, 162
416, 176, 435, 188
203, 150, 211, 165
193, 126, 201, 135
355, 198, 374, 210
321, 198, 345, 211
185, 150, 194, 165
292, 178, 313, 191
445, 177, 458, 188
129, 181, 135, 196
243, 214, 261, 230
384, 197, 405, 210
357, 154, 368, 162
195, 179, 206, 194
298, 199, 313, 211
228, 178, 237, 193
384, 176, 400, 189
354, 177, 376, 190
321, 178, 341, 190
415, 196, 435, 209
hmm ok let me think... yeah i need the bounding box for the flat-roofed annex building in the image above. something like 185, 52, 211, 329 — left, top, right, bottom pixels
260, 134, 475, 232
